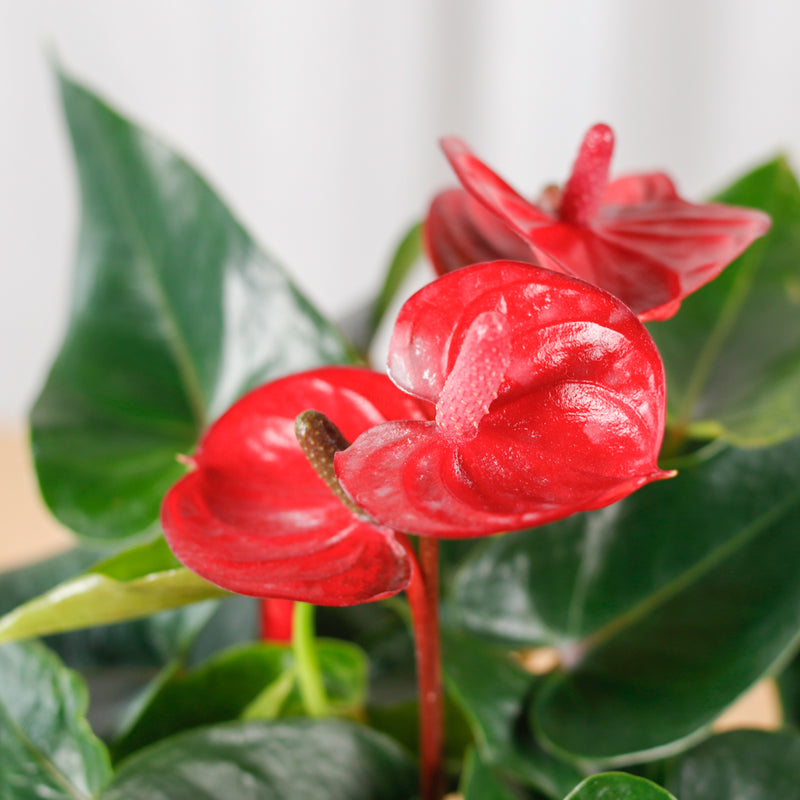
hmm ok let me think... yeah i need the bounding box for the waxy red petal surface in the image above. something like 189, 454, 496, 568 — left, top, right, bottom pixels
424, 187, 535, 276
162, 367, 430, 604
336, 262, 671, 538
438, 136, 770, 321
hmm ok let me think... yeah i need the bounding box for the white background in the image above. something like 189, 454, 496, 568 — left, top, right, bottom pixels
3, 0, 800, 423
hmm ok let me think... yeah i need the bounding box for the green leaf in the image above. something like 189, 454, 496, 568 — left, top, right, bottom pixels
566, 773, 676, 800
452, 436, 800, 764
111, 639, 368, 761
102, 719, 417, 800
777, 650, 800, 728
0, 548, 104, 616
651, 157, 800, 448
370, 222, 423, 338
31, 71, 354, 543
665, 730, 800, 800
443, 628, 583, 799
460, 748, 524, 800
0, 640, 112, 800
0, 544, 247, 683
0, 537, 228, 645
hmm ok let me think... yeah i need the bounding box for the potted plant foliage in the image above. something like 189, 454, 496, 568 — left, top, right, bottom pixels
2, 71, 800, 800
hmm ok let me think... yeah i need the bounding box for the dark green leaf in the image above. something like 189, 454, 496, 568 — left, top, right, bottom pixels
102, 719, 417, 800
0, 640, 112, 800
566, 773, 675, 800
443, 628, 583, 799
32, 71, 354, 543
370, 222, 423, 337
651, 157, 800, 448
460, 748, 524, 800
665, 730, 800, 800
453, 437, 800, 763
318, 600, 418, 705
111, 639, 367, 761
777, 650, 800, 729
0, 537, 228, 645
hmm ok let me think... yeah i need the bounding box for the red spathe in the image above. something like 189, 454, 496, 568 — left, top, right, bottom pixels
426, 124, 771, 321
336, 262, 673, 537
161, 367, 431, 604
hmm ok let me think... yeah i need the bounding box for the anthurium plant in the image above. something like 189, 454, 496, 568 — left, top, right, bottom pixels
2, 70, 800, 800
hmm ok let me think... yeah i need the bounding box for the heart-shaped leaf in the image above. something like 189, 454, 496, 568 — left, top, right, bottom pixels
566, 773, 676, 800
31, 71, 354, 543
651, 157, 800, 448
0, 640, 112, 799
665, 730, 800, 800
101, 719, 417, 800
452, 436, 800, 763
0, 537, 228, 645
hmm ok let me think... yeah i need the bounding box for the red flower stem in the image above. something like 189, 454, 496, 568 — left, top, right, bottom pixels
259, 598, 295, 642
399, 534, 444, 800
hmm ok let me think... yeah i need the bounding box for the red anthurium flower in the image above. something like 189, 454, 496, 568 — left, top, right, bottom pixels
424, 188, 536, 275
427, 124, 771, 321
161, 367, 431, 605
335, 261, 673, 538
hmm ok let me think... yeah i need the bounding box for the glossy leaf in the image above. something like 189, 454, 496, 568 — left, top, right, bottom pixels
777, 650, 800, 728
102, 719, 417, 800
452, 436, 800, 763
31, 71, 354, 543
0, 546, 102, 615
666, 730, 800, 800
0, 544, 246, 683
162, 367, 429, 604
443, 628, 583, 799
112, 638, 367, 761
460, 749, 523, 800
0, 537, 228, 645
436, 126, 769, 321
566, 773, 676, 800
370, 221, 423, 336
0, 640, 112, 799
337, 261, 669, 537
652, 157, 800, 447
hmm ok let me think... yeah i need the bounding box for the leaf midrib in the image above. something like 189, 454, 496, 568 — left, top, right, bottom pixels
0, 701, 92, 800
574, 481, 800, 658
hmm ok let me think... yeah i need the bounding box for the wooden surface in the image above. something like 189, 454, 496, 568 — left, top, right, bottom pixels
0, 428, 73, 571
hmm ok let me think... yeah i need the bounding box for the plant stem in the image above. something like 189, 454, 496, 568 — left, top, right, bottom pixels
292, 601, 329, 717
400, 535, 444, 800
